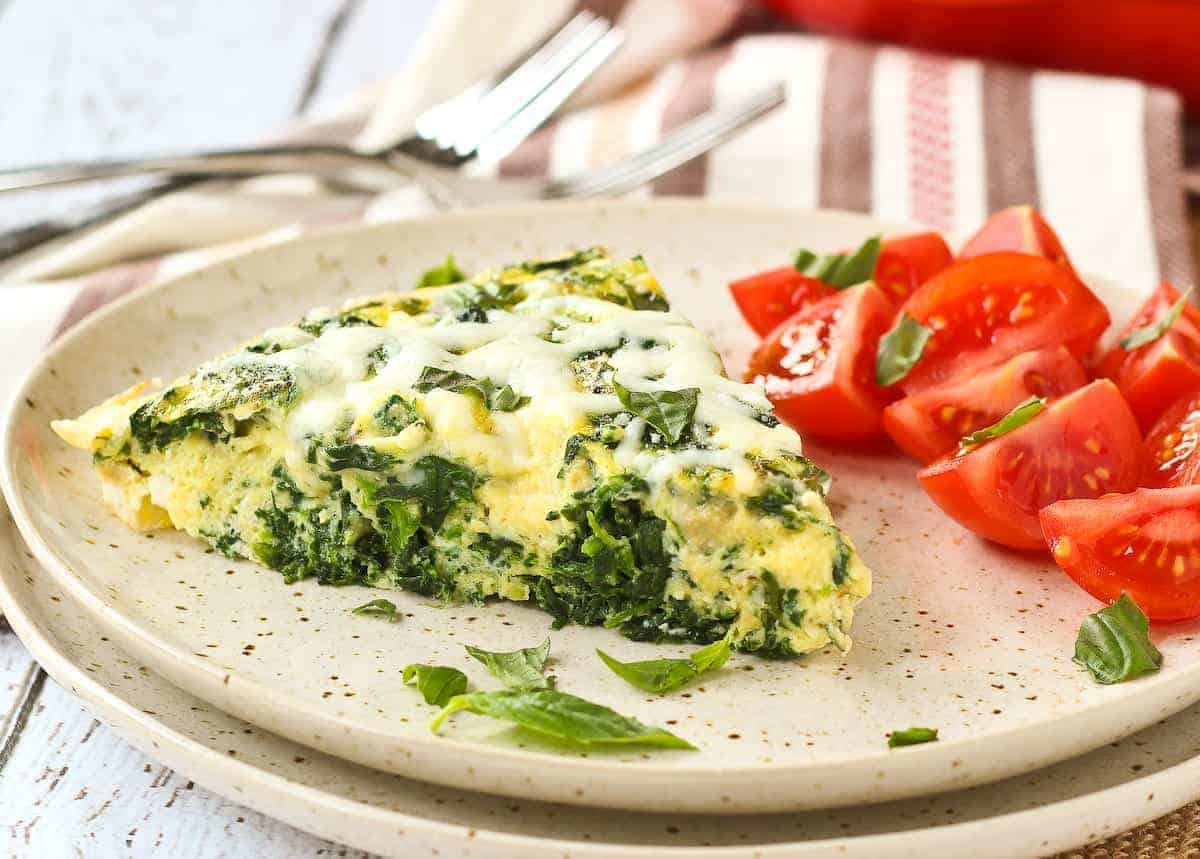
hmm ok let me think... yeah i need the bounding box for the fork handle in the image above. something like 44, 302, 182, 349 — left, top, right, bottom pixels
0, 144, 393, 193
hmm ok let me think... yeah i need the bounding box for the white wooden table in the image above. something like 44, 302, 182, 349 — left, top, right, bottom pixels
0, 2, 435, 854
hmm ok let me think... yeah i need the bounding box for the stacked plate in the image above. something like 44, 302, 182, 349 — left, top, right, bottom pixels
4, 201, 1199, 857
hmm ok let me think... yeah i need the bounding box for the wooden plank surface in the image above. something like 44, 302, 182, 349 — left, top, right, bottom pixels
0, 1, 432, 855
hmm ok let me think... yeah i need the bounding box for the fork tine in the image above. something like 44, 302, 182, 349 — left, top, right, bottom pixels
447, 13, 613, 158
545, 82, 787, 199
474, 28, 625, 164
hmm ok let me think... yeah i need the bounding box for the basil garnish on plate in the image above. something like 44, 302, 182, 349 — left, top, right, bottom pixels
888, 726, 939, 748
465, 639, 553, 690
430, 689, 696, 750
350, 598, 400, 622
957, 396, 1046, 454
416, 255, 466, 288
1074, 593, 1162, 684
612, 381, 699, 444
597, 638, 732, 694
794, 235, 882, 289
1120, 288, 1193, 350
875, 313, 932, 386
404, 664, 469, 707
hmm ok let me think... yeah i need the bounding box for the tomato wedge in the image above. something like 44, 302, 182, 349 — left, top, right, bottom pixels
883, 347, 1087, 463
729, 267, 836, 337
959, 205, 1077, 277
897, 252, 1110, 393
746, 283, 896, 442
873, 232, 953, 304
1144, 391, 1200, 488
1041, 486, 1200, 621
1094, 281, 1200, 381
917, 381, 1142, 550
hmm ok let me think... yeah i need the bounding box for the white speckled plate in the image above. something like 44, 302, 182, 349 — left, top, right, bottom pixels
2, 200, 1194, 815
5, 499, 1200, 858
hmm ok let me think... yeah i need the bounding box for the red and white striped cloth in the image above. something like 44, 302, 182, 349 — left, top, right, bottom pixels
1, 0, 1194, 399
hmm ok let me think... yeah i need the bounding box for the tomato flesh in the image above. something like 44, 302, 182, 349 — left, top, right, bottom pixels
1041, 486, 1200, 621
918, 380, 1142, 550
873, 232, 954, 304
1095, 281, 1200, 382
898, 252, 1109, 393
729, 267, 836, 338
746, 283, 896, 442
1117, 328, 1200, 431
1144, 391, 1200, 487
883, 347, 1087, 463
959, 206, 1077, 277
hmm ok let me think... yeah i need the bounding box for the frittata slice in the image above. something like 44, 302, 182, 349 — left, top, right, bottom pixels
53, 249, 871, 657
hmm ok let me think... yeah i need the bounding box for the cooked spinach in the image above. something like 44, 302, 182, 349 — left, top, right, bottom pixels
413, 366, 527, 412
465, 638, 553, 690
323, 444, 400, 472
372, 455, 479, 530
373, 394, 421, 434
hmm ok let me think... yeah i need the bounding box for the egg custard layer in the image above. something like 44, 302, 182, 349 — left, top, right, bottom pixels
54, 249, 870, 657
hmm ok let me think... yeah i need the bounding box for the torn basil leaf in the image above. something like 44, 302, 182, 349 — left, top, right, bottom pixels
413, 366, 527, 412
403, 664, 468, 707
957, 396, 1046, 454
350, 598, 399, 621
612, 381, 698, 444
465, 639, 553, 690
430, 689, 696, 750
888, 726, 939, 748
1120, 288, 1193, 350
794, 236, 881, 289
416, 255, 466, 289
597, 638, 731, 694
875, 313, 932, 386
1074, 593, 1162, 684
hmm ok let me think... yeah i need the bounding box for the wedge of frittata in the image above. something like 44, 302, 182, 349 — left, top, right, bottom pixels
53, 249, 870, 656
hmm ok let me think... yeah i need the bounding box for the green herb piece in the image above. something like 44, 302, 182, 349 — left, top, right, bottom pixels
465, 639, 553, 690
324, 444, 400, 472
376, 499, 420, 555
596, 637, 731, 694
1121, 288, 1193, 350
413, 366, 527, 412
404, 664, 468, 706
612, 381, 699, 445
350, 598, 400, 621
876, 313, 932, 386
373, 394, 420, 434
430, 689, 696, 750
888, 727, 939, 748
794, 236, 881, 289
416, 255, 466, 289
1074, 593, 1162, 684
957, 396, 1046, 454
372, 455, 478, 530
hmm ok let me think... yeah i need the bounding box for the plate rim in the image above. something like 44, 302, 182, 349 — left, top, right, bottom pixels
2, 198, 1191, 811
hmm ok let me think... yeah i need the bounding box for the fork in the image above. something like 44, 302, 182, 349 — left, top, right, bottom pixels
0, 10, 623, 259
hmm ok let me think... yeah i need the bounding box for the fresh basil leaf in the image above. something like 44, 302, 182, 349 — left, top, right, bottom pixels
1074, 593, 1162, 684
430, 689, 696, 750
465, 639, 553, 690
350, 598, 400, 621
794, 236, 882, 289
404, 664, 468, 706
875, 313, 932, 386
1120, 288, 1194, 350
888, 726, 939, 748
416, 255, 465, 289
957, 396, 1046, 454
612, 381, 699, 445
596, 637, 732, 694
413, 366, 527, 412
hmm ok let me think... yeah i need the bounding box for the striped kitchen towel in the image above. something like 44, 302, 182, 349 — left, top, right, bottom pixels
0, 0, 1194, 394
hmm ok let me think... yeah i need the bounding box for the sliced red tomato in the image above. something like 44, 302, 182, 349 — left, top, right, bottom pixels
1144, 391, 1200, 488
1118, 327, 1200, 432
1094, 281, 1200, 381
729, 267, 836, 337
883, 347, 1087, 464
897, 252, 1110, 394
917, 380, 1142, 550
873, 232, 954, 304
959, 205, 1077, 277
1041, 486, 1200, 621
746, 283, 896, 442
